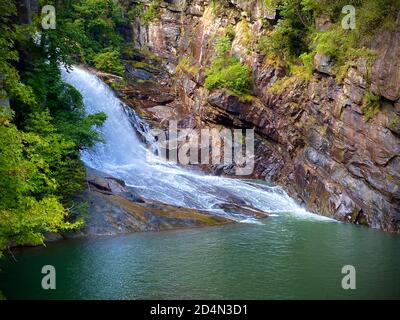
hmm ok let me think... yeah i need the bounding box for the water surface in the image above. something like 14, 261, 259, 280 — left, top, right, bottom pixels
1, 217, 399, 299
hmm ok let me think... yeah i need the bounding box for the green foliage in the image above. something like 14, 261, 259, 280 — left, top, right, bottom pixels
299, 52, 314, 75
39, 0, 128, 67
215, 34, 234, 57
259, 0, 312, 65
297, 0, 347, 17
268, 73, 306, 94
72, 0, 125, 50
388, 116, 400, 132
143, 0, 161, 23
205, 57, 252, 97
93, 50, 125, 76
267, 53, 314, 94
362, 91, 381, 122
205, 30, 252, 98
0, 0, 107, 257
21, 59, 107, 149
0, 121, 84, 257
259, 0, 399, 70
310, 26, 376, 78
0, 2, 36, 107
263, 0, 280, 11
130, 0, 161, 23
307, 0, 396, 86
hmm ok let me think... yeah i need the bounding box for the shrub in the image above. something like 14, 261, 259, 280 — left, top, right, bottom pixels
310, 0, 399, 71
93, 50, 125, 76
144, 1, 160, 22
259, 0, 312, 63
71, 0, 126, 57
205, 57, 252, 97
362, 91, 381, 122
215, 34, 234, 57
205, 29, 252, 98
134, 0, 161, 23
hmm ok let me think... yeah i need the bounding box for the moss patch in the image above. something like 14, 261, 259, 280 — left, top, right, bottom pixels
176, 58, 201, 75
109, 195, 232, 227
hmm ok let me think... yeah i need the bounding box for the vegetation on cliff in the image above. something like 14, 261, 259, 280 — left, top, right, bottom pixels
259, 0, 399, 94
133, 0, 161, 23
243, 0, 400, 124
260, 0, 398, 67
205, 29, 252, 99
201, 0, 399, 116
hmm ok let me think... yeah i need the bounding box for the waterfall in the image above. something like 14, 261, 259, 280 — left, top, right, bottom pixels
62, 66, 330, 222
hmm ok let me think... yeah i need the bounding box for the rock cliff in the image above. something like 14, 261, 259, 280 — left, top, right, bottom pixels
121, 0, 400, 232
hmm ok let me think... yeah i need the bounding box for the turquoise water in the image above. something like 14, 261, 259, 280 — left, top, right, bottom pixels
1, 214, 399, 300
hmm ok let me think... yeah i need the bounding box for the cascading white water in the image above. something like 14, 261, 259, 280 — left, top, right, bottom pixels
62, 66, 331, 222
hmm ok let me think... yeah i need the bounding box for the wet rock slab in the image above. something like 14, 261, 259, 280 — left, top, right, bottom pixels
66, 168, 268, 238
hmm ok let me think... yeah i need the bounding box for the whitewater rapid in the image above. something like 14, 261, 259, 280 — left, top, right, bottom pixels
62, 66, 332, 223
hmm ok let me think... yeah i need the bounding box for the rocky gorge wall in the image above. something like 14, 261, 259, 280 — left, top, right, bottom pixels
125, 0, 400, 232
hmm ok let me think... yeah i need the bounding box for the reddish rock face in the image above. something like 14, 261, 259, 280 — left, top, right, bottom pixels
371, 13, 400, 102
125, 0, 400, 232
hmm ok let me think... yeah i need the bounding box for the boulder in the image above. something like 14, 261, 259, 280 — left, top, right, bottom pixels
70, 167, 236, 237
314, 53, 333, 76
208, 90, 242, 114
147, 105, 177, 122
125, 64, 154, 81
